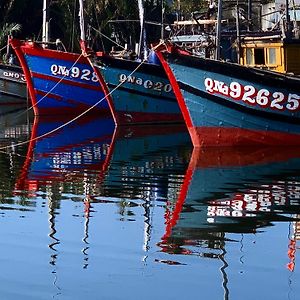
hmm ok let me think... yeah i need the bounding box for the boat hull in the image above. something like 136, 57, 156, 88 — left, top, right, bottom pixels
93, 54, 183, 125
0, 63, 27, 100
157, 50, 300, 146
10, 39, 110, 116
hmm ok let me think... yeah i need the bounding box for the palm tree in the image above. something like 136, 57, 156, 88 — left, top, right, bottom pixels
0, 22, 21, 62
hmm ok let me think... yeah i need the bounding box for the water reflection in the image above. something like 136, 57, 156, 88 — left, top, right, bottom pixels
161, 146, 300, 258
13, 115, 191, 268
0, 111, 300, 299
15, 115, 115, 194
0, 108, 31, 200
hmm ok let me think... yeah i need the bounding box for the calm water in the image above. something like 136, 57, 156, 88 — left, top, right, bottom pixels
0, 105, 300, 299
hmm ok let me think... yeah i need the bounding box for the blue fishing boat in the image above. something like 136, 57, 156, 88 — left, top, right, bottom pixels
155, 0, 300, 147
9, 39, 111, 117
90, 52, 183, 125
77, 0, 183, 125
156, 44, 300, 146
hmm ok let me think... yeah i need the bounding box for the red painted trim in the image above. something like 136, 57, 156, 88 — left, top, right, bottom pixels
19, 40, 88, 64
162, 167, 193, 240
36, 89, 62, 100
32, 71, 102, 91
10, 38, 38, 115
192, 126, 300, 147
156, 50, 193, 128
14, 116, 39, 193
96, 126, 118, 185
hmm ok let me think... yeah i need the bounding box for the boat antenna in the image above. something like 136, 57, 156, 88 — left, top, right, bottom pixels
215, 0, 223, 60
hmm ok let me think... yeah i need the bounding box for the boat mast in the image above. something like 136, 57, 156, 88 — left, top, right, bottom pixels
138, 0, 147, 60
161, 0, 164, 40
247, 0, 252, 31
215, 0, 223, 60
42, 0, 50, 44
236, 2, 241, 63
285, 0, 292, 38
78, 0, 87, 51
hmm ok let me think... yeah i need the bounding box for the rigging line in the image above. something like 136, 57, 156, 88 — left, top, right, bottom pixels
0, 41, 164, 152
91, 26, 126, 50
0, 45, 8, 52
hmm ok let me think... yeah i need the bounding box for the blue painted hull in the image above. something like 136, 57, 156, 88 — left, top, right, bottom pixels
158, 50, 300, 146
10, 39, 110, 116
93, 55, 183, 124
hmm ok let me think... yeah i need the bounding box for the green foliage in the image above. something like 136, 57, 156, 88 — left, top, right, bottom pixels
0, 22, 21, 47
0, 0, 210, 52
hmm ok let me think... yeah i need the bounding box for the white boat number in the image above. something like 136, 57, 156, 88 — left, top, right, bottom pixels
50, 64, 98, 82
204, 77, 300, 111
119, 73, 172, 93
3, 71, 26, 82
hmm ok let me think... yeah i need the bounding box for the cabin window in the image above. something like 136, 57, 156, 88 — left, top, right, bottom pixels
268, 48, 277, 65
254, 48, 265, 65
246, 48, 253, 65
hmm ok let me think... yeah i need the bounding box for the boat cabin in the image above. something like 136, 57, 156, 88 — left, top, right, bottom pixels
240, 34, 300, 75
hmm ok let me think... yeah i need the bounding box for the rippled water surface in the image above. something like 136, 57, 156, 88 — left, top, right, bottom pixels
0, 106, 300, 300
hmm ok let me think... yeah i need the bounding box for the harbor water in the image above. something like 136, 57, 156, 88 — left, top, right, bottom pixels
0, 99, 299, 299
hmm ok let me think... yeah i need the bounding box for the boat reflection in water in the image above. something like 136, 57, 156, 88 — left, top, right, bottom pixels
15, 115, 191, 197
101, 124, 191, 200
15, 115, 116, 193
14, 115, 191, 260
160, 146, 300, 262
5, 112, 300, 298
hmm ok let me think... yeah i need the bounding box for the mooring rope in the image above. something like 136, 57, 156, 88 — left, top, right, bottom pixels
0, 41, 165, 152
